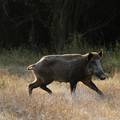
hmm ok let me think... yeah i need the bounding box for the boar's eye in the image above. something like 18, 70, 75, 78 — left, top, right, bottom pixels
88, 53, 93, 61
98, 50, 103, 57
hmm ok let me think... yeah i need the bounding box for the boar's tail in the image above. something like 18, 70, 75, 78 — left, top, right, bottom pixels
27, 64, 35, 70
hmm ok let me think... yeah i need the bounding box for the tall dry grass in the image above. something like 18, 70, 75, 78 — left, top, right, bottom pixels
0, 68, 120, 120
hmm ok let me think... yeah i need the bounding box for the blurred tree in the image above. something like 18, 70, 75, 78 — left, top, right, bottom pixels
0, 0, 52, 52
0, 0, 120, 51
52, 0, 120, 49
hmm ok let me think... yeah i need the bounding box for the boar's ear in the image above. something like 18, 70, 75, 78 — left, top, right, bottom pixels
98, 49, 103, 57
88, 53, 93, 61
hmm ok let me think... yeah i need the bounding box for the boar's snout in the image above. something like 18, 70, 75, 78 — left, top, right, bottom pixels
100, 73, 109, 80
95, 71, 107, 80
100, 74, 106, 80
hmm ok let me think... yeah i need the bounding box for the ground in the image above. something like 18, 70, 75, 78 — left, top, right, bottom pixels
0, 68, 120, 120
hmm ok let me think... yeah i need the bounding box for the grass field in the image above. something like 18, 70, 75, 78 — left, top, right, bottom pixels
0, 68, 120, 120
0, 48, 120, 120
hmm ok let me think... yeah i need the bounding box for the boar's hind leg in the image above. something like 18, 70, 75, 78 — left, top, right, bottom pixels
29, 80, 40, 96
40, 81, 52, 94
82, 80, 104, 96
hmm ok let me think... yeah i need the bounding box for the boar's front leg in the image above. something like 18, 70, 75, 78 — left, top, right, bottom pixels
70, 80, 78, 94
82, 80, 104, 96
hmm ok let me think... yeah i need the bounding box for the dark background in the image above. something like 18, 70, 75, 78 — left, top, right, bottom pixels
0, 0, 120, 52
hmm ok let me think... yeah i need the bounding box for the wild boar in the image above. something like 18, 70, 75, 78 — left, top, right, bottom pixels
27, 50, 106, 96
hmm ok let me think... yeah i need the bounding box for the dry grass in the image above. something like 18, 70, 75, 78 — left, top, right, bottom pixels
0, 68, 120, 120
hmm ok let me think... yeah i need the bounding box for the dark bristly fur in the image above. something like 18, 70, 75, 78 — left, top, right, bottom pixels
27, 50, 106, 96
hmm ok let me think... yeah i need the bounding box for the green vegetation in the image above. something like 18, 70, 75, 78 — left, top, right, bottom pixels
0, 42, 120, 76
